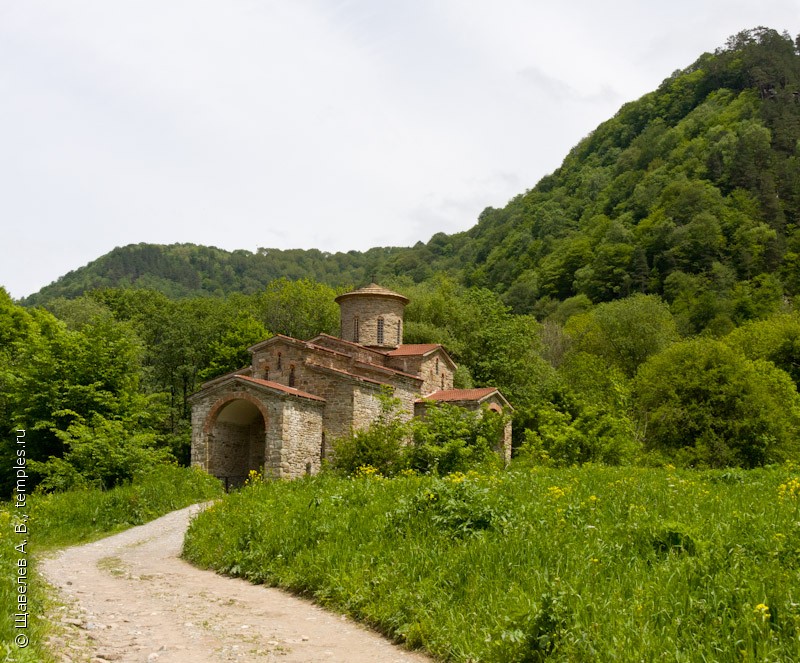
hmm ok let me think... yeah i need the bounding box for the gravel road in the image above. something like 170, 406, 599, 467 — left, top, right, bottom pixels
40, 504, 432, 663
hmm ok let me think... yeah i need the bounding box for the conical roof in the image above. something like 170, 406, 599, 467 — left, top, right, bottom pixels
334, 283, 409, 305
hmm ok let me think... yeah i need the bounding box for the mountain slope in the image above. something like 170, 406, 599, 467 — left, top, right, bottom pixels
23, 242, 412, 305
457, 27, 800, 328
25, 28, 800, 334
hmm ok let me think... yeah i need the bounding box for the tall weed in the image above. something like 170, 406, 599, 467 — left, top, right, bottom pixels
184, 465, 800, 661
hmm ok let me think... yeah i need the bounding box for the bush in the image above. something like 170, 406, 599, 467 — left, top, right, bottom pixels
518, 401, 638, 467
633, 338, 800, 467
332, 389, 509, 477
408, 403, 506, 475
29, 414, 173, 491
330, 388, 410, 476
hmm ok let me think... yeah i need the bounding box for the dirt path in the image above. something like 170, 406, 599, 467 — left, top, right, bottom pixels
40, 504, 432, 663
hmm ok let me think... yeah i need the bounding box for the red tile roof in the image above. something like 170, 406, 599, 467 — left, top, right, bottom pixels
386, 344, 442, 356
421, 388, 499, 402
236, 376, 326, 402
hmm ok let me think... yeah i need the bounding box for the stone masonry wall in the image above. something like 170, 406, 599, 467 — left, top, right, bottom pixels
351, 385, 383, 432
385, 351, 453, 395
418, 352, 454, 395
190, 398, 210, 469
208, 420, 265, 479
310, 335, 386, 365
275, 400, 324, 478
252, 341, 307, 388
303, 366, 358, 444
339, 296, 405, 348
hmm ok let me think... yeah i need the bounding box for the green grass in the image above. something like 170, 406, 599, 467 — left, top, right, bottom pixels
1, 465, 223, 662
183, 465, 800, 662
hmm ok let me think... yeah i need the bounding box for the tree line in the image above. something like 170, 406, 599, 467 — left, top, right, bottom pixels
3, 273, 800, 495
25, 29, 800, 343
4, 28, 800, 492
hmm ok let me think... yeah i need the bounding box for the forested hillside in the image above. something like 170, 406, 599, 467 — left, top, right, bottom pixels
25, 27, 800, 338
23, 243, 409, 304
461, 27, 800, 332
3, 28, 800, 495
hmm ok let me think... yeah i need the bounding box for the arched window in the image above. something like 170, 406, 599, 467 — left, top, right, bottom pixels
264, 367, 270, 381
435, 358, 439, 374
289, 365, 296, 387
396, 320, 401, 345
277, 352, 282, 370
353, 317, 360, 343
441, 374, 445, 389
377, 317, 384, 345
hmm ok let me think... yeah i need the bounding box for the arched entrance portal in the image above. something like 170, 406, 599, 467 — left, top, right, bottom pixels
206, 398, 267, 489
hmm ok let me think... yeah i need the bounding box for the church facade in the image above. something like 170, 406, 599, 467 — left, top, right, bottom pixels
189, 283, 511, 485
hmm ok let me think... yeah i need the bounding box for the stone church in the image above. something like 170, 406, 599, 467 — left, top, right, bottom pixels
190, 283, 511, 485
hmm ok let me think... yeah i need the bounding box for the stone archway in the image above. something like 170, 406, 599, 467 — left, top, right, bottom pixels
204, 394, 268, 489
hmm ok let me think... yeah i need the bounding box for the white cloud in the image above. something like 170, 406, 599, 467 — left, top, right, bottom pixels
1, 1, 799, 298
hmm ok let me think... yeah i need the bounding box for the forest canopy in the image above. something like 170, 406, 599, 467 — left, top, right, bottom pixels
4, 28, 800, 491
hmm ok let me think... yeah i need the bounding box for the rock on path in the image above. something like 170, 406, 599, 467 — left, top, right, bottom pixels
40, 504, 432, 663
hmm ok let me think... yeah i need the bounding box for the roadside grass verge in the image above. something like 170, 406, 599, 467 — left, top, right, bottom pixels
1, 464, 223, 662
183, 465, 800, 662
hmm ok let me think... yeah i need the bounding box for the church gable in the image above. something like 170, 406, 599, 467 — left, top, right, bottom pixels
386, 344, 456, 394
189, 375, 325, 486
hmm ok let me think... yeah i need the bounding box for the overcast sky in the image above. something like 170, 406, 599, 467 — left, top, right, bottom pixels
2, 1, 798, 299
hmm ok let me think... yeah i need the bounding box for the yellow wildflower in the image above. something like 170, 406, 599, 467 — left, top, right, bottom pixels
778, 477, 800, 500
754, 603, 771, 621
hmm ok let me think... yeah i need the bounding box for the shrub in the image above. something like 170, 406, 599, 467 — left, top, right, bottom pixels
633, 338, 800, 467
408, 403, 506, 475
29, 414, 173, 491
333, 389, 509, 477
519, 401, 637, 467
331, 388, 410, 476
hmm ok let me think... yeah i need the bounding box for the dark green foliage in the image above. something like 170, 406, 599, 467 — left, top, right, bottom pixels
331, 390, 508, 477
0, 292, 159, 494
22, 242, 426, 306
564, 294, 679, 377
255, 277, 339, 340
29, 414, 174, 491
724, 312, 800, 387
330, 389, 410, 477
633, 338, 800, 467
518, 399, 637, 467
408, 403, 507, 476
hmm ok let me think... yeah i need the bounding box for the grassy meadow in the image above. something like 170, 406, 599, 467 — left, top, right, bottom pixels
183, 465, 800, 662
1, 465, 223, 662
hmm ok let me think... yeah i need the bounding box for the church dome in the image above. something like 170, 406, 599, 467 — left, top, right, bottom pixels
335, 283, 408, 349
